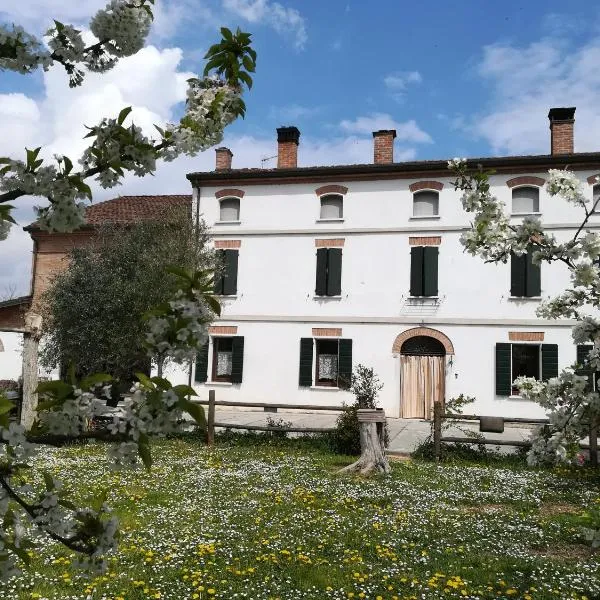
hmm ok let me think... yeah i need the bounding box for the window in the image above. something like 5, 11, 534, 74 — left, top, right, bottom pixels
214, 249, 238, 295
512, 186, 539, 214
495, 343, 557, 396
195, 336, 245, 383
219, 197, 240, 222
298, 337, 352, 388
315, 248, 342, 296
510, 249, 540, 297
413, 191, 439, 217
320, 194, 343, 219
410, 246, 438, 297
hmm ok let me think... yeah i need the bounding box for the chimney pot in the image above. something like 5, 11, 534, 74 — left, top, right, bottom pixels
215, 147, 233, 170
276, 126, 300, 168
372, 129, 397, 164
548, 107, 575, 155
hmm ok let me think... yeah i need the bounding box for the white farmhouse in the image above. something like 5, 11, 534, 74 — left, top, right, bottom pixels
174, 106, 600, 419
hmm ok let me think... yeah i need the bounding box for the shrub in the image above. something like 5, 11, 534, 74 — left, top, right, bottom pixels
330, 365, 386, 455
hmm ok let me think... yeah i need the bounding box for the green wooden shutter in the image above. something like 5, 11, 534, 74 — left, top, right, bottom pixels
315, 248, 328, 296
299, 338, 313, 386
422, 247, 439, 297
195, 343, 209, 383
213, 249, 225, 294
327, 248, 342, 296
230, 336, 244, 383
525, 249, 541, 297
410, 247, 424, 296
541, 344, 558, 381
510, 252, 526, 297
495, 343, 511, 396
338, 338, 353, 389
222, 249, 239, 296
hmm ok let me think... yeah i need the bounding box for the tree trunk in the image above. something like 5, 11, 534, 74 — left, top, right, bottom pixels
339, 409, 390, 476
20, 331, 39, 430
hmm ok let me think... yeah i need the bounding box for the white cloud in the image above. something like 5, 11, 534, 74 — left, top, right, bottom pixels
268, 103, 322, 122
340, 113, 432, 144
472, 37, 600, 155
222, 0, 307, 49
384, 70, 422, 91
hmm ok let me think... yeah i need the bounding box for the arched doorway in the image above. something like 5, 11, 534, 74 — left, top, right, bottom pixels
395, 330, 450, 419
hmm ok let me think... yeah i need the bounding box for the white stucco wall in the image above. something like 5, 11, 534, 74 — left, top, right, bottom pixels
162, 169, 600, 420
0, 332, 23, 381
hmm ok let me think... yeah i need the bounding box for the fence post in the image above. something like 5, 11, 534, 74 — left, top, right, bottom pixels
590, 420, 598, 468
207, 390, 215, 446
433, 401, 442, 462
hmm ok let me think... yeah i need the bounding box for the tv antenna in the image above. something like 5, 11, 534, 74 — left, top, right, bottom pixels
261, 154, 277, 167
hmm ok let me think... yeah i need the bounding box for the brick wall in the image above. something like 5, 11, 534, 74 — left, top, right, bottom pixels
550, 121, 574, 154
373, 130, 396, 164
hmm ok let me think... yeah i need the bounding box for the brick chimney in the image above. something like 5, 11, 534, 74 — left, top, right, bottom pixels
373, 129, 396, 164
548, 107, 575, 155
277, 126, 300, 168
215, 147, 233, 170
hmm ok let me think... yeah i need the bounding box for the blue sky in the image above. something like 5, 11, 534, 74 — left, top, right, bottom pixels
1, 0, 600, 294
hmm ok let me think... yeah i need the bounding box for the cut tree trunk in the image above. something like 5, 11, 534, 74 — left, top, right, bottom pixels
20, 312, 43, 431
339, 409, 391, 476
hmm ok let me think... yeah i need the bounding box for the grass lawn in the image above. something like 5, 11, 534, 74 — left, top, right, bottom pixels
1, 436, 599, 600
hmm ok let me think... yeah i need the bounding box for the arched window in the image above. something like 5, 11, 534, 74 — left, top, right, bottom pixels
219, 197, 240, 222
320, 194, 343, 219
413, 191, 439, 217
400, 335, 446, 356
512, 186, 539, 214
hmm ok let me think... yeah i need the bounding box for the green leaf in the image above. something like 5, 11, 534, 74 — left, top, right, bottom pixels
180, 399, 206, 428
62, 155, 73, 175
165, 265, 193, 281
25, 147, 41, 169
205, 294, 221, 317
80, 373, 113, 391
135, 372, 155, 390
117, 106, 133, 126
238, 71, 253, 89
36, 397, 67, 412
221, 27, 233, 41
150, 376, 171, 391
173, 384, 197, 398
36, 380, 73, 400
0, 397, 15, 416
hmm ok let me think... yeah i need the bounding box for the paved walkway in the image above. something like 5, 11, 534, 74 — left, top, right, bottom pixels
213, 408, 536, 454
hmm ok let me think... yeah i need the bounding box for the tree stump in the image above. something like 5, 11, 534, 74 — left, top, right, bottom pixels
339, 409, 391, 476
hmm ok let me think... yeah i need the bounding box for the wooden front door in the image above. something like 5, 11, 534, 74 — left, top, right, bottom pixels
400, 354, 445, 419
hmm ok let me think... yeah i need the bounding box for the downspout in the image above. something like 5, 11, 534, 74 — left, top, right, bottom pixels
189, 184, 201, 392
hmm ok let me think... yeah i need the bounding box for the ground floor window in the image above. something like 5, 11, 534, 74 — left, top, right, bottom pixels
212, 337, 234, 382
511, 344, 540, 394
315, 339, 339, 387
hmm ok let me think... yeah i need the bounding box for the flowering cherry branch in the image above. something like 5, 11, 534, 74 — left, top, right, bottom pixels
449, 159, 600, 468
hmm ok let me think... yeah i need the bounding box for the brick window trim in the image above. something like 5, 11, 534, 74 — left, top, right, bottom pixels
408, 236, 441, 246
508, 331, 544, 342
215, 188, 245, 199
506, 176, 545, 188
214, 240, 241, 249
587, 174, 600, 185
315, 185, 348, 196
392, 327, 454, 355
315, 238, 345, 247
208, 326, 238, 335
312, 328, 342, 337
409, 180, 444, 193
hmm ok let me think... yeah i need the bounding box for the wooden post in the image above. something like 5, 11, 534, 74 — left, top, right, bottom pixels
207, 389, 215, 446
20, 312, 42, 431
590, 420, 598, 468
339, 409, 390, 476
433, 401, 442, 462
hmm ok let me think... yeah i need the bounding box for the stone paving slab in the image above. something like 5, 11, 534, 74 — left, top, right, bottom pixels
214, 409, 539, 455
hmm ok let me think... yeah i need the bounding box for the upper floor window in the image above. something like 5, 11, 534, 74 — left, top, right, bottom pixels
410, 246, 438, 297
510, 249, 540, 297
512, 186, 539, 214
320, 194, 343, 220
315, 247, 342, 296
219, 197, 240, 222
213, 249, 239, 296
413, 191, 439, 217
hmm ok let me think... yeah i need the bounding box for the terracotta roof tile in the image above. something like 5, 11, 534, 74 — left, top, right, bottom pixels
25, 195, 192, 231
